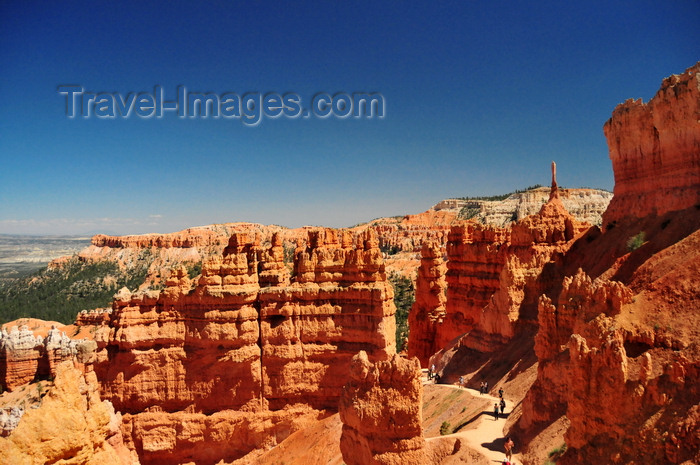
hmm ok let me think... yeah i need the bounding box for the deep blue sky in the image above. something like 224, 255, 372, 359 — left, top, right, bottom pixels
1, 1, 698, 235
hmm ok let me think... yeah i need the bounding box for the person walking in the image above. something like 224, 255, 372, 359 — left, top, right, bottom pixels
498, 387, 504, 398
504, 436, 514, 461
459, 376, 464, 388
500, 398, 506, 416
493, 403, 499, 420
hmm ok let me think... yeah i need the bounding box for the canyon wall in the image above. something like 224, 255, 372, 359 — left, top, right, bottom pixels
516, 64, 700, 464
436, 222, 509, 348
407, 241, 447, 366
429, 172, 588, 354
352, 186, 610, 259
602, 62, 700, 227
0, 324, 96, 392
339, 351, 426, 465
91, 228, 395, 464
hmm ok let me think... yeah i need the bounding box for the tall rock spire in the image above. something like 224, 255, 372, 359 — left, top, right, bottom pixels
550, 160, 559, 200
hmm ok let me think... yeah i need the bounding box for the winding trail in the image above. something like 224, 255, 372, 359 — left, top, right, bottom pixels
423, 371, 522, 464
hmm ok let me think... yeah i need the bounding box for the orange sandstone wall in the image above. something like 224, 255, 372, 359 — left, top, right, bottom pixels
407, 241, 447, 366
434, 179, 587, 353
602, 62, 700, 227
261, 229, 395, 410
339, 351, 426, 465
436, 222, 509, 348
92, 229, 396, 464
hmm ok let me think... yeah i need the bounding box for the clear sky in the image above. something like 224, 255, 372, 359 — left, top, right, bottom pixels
1, 1, 698, 235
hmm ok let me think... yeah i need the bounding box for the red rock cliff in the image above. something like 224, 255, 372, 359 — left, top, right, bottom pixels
433, 169, 588, 352
408, 241, 447, 366
339, 351, 426, 465
92, 228, 396, 464
602, 62, 700, 227
516, 65, 700, 465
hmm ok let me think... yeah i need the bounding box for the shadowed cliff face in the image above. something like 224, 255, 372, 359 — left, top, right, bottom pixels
407, 241, 447, 366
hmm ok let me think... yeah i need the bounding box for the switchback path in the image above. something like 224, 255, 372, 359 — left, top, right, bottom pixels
423, 371, 522, 464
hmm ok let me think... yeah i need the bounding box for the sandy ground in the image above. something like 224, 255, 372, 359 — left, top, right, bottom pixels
423, 371, 522, 464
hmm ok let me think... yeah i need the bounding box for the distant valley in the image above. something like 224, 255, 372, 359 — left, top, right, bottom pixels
0, 235, 92, 279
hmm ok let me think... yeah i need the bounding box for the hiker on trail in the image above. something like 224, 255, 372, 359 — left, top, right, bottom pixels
484, 381, 488, 394
430, 364, 436, 380
504, 436, 514, 461
498, 387, 504, 398
493, 403, 499, 420
479, 381, 484, 394
459, 376, 464, 388
500, 398, 506, 415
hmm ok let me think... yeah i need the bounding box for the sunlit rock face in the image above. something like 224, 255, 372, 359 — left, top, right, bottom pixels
339, 351, 426, 465
602, 62, 700, 228
92, 228, 396, 464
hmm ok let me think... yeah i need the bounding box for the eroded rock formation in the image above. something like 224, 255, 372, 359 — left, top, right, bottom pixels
408, 241, 447, 366
602, 62, 700, 227
436, 222, 509, 348
516, 65, 700, 464
434, 187, 613, 227
431, 168, 588, 352
339, 351, 426, 465
0, 325, 96, 391
0, 361, 138, 465
92, 228, 395, 464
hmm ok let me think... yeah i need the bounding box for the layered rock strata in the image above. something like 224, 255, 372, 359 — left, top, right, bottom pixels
339, 351, 426, 465
437, 222, 509, 348
408, 241, 447, 366
434, 187, 613, 227
517, 65, 700, 464
93, 228, 396, 464
602, 62, 700, 227
432, 166, 588, 352
0, 325, 96, 391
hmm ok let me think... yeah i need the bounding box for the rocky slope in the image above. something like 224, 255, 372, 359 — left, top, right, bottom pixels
0, 361, 137, 465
